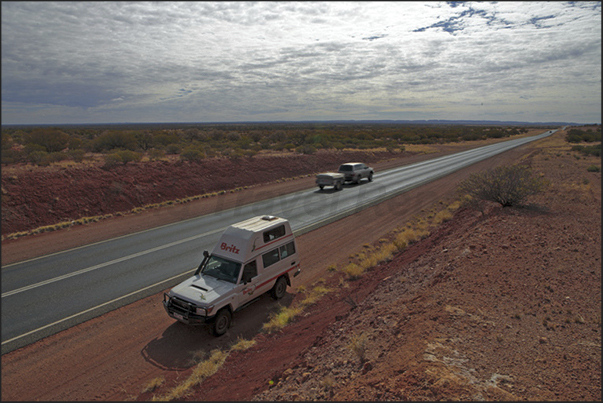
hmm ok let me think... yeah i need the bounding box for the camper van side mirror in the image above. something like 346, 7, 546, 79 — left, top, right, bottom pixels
203, 250, 209, 258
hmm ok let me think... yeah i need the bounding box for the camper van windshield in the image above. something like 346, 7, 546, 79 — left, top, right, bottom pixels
202, 256, 241, 284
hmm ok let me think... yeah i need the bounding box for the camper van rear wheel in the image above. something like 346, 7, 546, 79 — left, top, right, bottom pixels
212, 309, 231, 336
271, 276, 288, 300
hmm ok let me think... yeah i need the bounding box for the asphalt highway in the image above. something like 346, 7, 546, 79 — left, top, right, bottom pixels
1, 130, 555, 354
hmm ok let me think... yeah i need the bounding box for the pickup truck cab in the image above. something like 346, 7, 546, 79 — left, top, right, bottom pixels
316, 172, 345, 190
338, 162, 374, 184
163, 215, 301, 336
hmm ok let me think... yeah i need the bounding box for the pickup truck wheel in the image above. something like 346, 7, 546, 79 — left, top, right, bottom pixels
319, 185, 324, 190
368, 173, 373, 182
271, 276, 288, 300
355, 176, 361, 184
336, 181, 342, 190
212, 309, 231, 336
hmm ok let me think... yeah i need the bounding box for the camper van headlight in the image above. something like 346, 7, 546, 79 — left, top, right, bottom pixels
195, 305, 214, 316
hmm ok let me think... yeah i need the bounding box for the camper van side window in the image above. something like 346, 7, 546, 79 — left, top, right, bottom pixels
279, 241, 296, 259
262, 248, 280, 268
263, 225, 286, 243
241, 260, 258, 284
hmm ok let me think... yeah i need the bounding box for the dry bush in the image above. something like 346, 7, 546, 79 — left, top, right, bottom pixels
347, 333, 369, 363
458, 164, 548, 207
342, 263, 363, 280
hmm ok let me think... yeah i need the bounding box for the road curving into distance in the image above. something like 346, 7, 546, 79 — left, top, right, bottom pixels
0, 130, 556, 354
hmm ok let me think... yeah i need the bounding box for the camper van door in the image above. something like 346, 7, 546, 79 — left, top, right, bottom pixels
237, 258, 260, 303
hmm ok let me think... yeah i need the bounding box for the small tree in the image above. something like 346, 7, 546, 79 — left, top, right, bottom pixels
24, 128, 70, 153
458, 165, 548, 207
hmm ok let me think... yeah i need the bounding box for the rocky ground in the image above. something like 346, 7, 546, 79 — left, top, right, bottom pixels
1, 130, 600, 401
250, 151, 602, 401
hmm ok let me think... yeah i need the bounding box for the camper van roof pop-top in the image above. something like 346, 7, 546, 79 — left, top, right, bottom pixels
212, 215, 292, 262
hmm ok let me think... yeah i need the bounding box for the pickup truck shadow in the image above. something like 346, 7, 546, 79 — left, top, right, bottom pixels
141, 292, 294, 370
314, 181, 368, 193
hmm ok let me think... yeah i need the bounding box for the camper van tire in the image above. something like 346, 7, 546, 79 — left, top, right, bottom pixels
271, 276, 288, 299
212, 308, 232, 336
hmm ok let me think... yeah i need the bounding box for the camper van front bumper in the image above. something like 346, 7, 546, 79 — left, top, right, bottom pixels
163, 293, 213, 325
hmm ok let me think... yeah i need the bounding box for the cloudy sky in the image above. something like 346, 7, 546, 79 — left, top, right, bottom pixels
2, 1, 601, 125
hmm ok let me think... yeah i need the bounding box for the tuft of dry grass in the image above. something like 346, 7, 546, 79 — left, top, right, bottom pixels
347, 333, 369, 363
262, 305, 304, 334
263, 281, 334, 334
152, 349, 229, 401
433, 209, 453, 224
403, 144, 440, 154
142, 377, 165, 393
300, 284, 333, 307
342, 262, 363, 280
231, 336, 257, 351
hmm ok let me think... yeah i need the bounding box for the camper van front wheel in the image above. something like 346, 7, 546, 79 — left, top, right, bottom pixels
272, 276, 288, 299
212, 309, 231, 336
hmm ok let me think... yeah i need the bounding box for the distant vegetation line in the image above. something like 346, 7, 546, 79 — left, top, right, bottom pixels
1, 122, 599, 168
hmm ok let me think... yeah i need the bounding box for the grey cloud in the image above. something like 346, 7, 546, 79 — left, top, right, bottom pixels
1, 1, 600, 124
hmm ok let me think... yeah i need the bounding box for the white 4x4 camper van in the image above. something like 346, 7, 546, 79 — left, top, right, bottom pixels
163, 215, 301, 336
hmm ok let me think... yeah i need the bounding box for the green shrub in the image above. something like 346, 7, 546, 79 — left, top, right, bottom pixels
1, 149, 24, 164
103, 150, 141, 168
149, 149, 165, 160
458, 165, 548, 207
572, 144, 601, 157
92, 130, 137, 152
165, 144, 181, 154
24, 128, 70, 153
114, 150, 142, 164
27, 150, 49, 165
587, 165, 600, 172
68, 149, 86, 162
180, 148, 204, 162
296, 144, 316, 154
225, 148, 245, 160
103, 153, 122, 168
46, 151, 68, 163
243, 149, 257, 158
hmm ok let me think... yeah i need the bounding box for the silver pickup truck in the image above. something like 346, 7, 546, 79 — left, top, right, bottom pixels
315, 172, 345, 190
338, 162, 374, 184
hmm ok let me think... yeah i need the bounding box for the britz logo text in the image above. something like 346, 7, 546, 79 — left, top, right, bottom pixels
221, 243, 240, 254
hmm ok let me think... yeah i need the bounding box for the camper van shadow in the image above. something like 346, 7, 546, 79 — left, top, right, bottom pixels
141, 292, 294, 370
